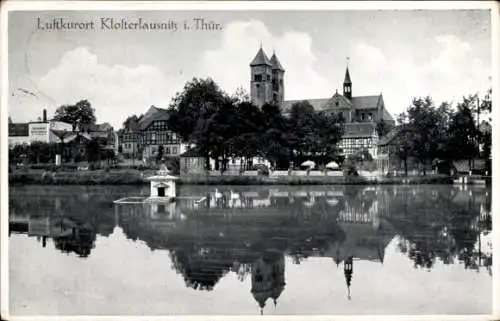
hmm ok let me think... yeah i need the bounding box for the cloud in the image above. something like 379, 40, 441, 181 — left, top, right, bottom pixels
13, 25, 490, 129
198, 20, 331, 100
348, 35, 490, 116
200, 21, 490, 119
31, 47, 186, 129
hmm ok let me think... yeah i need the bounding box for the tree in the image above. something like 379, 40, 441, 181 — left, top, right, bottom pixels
122, 114, 142, 131
157, 145, 164, 163
287, 101, 343, 166
288, 101, 318, 160
398, 97, 448, 175
53, 100, 97, 130
231, 86, 251, 104
167, 78, 233, 169
376, 119, 391, 137
445, 96, 480, 168
315, 111, 344, 164
260, 103, 291, 169
86, 138, 101, 164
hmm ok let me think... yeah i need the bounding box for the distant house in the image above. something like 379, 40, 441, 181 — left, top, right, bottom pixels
8, 123, 30, 147
51, 124, 118, 163
339, 122, 379, 158
119, 105, 188, 159
8, 109, 73, 147
180, 148, 206, 175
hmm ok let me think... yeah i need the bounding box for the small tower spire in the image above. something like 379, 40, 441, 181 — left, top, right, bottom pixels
343, 57, 352, 99
344, 255, 353, 300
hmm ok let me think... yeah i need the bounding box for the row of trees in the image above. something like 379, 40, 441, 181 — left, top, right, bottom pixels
395, 90, 492, 175
166, 78, 346, 170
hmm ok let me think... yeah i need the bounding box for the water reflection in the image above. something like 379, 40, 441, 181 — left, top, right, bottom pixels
9, 184, 492, 313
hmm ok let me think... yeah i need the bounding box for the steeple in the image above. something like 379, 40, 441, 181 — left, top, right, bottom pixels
344, 255, 353, 300
343, 58, 352, 99
270, 52, 285, 71
250, 47, 271, 67
270, 51, 285, 105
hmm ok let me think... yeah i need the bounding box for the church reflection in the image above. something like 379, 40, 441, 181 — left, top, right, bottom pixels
9, 184, 492, 311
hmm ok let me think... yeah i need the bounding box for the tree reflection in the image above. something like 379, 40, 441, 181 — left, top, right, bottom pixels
9, 186, 118, 257
9, 184, 492, 309
387, 186, 492, 272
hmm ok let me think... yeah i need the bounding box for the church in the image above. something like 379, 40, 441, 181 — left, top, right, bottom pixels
249, 47, 395, 157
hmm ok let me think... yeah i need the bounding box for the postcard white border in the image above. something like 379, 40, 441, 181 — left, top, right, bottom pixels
1, 1, 499, 321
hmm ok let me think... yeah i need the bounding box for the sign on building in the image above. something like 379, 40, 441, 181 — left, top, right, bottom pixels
29, 123, 50, 143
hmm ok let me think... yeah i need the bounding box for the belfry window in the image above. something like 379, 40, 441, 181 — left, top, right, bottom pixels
254, 74, 262, 82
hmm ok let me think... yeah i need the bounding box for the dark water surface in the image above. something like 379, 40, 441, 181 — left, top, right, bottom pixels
9, 184, 492, 315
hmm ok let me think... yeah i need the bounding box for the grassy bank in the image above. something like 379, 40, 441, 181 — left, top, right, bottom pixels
8, 170, 461, 186
178, 174, 456, 185
9, 170, 148, 185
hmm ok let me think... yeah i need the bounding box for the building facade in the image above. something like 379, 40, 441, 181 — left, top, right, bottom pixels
119, 105, 188, 160
8, 123, 30, 147
339, 122, 379, 157
249, 48, 395, 158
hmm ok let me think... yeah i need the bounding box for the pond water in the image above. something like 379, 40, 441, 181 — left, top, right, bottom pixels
9, 184, 492, 315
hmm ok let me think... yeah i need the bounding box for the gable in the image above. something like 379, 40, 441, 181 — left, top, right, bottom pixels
138, 106, 170, 131
323, 93, 353, 111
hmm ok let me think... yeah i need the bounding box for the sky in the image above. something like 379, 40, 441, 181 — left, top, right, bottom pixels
8, 8, 492, 129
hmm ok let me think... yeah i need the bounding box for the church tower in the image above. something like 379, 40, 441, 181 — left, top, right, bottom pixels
270, 51, 285, 105
343, 66, 352, 100
250, 47, 273, 107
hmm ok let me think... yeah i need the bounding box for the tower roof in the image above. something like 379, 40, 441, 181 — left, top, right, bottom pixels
270, 53, 285, 71
344, 67, 352, 84
250, 47, 271, 66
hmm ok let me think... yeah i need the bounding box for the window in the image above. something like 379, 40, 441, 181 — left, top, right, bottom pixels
335, 101, 339, 107
361, 113, 365, 121
368, 113, 373, 121
172, 147, 178, 155
254, 74, 262, 82
166, 147, 171, 155
267, 75, 271, 81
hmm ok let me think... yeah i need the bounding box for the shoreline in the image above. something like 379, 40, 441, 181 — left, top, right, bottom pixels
8, 171, 490, 186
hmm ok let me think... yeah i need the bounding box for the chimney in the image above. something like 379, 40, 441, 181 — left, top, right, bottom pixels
42, 109, 47, 122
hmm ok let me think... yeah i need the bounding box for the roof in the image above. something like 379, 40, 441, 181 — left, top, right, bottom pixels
80, 123, 114, 132
51, 130, 78, 143
250, 48, 271, 67
270, 53, 285, 71
342, 122, 377, 138
281, 93, 393, 116
382, 108, 395, 123
138, 106, 170, 131
344, 67, 352, 84
350, 95, 381, 110
378, 127, 400, 146
322, 92, 353, 111
281, 98, 330, 114
8, 123, 29, 137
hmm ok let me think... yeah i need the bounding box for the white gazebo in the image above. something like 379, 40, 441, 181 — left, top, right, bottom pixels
147, 165, 179, 200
